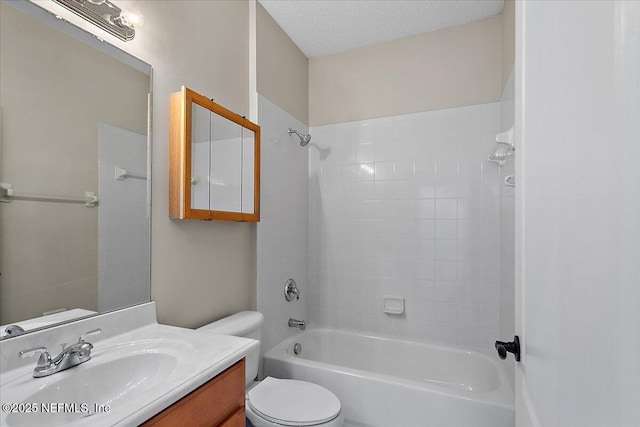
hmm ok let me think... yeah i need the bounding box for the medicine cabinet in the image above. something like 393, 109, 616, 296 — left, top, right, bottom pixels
170, 87, 260, 222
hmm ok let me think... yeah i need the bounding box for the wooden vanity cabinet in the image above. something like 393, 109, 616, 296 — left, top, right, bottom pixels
142, 358, 245, 427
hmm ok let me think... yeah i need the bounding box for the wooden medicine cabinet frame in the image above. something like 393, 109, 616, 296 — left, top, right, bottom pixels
170, 86, 260, 222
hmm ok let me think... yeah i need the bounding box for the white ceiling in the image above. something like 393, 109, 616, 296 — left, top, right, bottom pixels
258, 0, 504, 58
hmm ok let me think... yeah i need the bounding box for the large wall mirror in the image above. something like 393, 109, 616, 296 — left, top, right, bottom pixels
0, 0, 152, 339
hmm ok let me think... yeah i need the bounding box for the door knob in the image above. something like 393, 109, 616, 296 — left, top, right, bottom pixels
495, 335, 520, 361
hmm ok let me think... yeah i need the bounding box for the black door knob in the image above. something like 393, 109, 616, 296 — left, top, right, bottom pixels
495, 335, 520, 361
496, 343, 508, 359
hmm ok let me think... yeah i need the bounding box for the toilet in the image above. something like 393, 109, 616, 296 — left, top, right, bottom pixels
198, 311, 344, 427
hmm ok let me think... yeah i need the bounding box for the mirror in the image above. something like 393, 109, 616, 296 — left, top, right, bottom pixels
0, 1, 152, 339
241, 127, 256, 215
207, 108, 243, 212
170, 87, 260, 222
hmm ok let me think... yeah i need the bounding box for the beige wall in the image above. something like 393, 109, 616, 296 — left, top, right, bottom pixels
502, 0, 515, 90
32, 0, 256, 329
309, 15, 503, 126
137, 1, 255, 328
0, 4, 147, 323
256, 3, 309, 124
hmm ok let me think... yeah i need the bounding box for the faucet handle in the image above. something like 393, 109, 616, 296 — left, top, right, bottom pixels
79, 328, 101, 342
18, 347, 51, 368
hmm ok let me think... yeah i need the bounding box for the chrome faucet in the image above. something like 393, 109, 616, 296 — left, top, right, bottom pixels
288, 318, 306, 330
18, 328, 101, 378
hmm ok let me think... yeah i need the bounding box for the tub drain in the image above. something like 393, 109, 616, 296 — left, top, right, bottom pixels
293, 342, 302, 355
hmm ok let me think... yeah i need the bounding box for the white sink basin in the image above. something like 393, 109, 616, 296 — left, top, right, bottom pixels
6, 353, 178, 426
0, 325, 258, 426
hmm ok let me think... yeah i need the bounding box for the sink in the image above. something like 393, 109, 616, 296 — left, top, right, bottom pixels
6, 353, 177, 426
0, 323, 259, 426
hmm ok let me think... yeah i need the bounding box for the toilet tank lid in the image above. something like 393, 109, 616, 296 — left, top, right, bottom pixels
198, 311, 264, 336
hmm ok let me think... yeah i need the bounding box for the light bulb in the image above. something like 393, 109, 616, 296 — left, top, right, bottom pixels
119, 7, 143, 28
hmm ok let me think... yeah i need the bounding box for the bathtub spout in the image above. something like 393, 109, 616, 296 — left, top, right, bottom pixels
288, 318, 306, 330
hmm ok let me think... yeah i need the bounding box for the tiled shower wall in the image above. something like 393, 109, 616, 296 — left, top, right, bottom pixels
308, 103, 502, 351
256, 95, 309, 353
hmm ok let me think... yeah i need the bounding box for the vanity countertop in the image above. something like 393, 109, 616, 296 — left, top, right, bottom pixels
0, 322, 258, 426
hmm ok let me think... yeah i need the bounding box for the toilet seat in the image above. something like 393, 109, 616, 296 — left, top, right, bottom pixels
247, 377, 341, 426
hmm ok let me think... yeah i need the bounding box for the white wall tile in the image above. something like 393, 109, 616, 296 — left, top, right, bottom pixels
435, 240, 458, 261
458, 219, 482, 240
357, 143, 375, 163
434, 302, 457, 323
435, 260, 457, 281
416, 239, 436, 260
375, 161, 394, 181
415, 200, 434, 219
393, 160, 414, 180
458, 304, 482, 326
435, 199, 458, 219
309, 103, 502, 350
435, 220, 457, 239
435, 282, 458, 302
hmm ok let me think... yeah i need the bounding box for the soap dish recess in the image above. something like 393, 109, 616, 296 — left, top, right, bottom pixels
383, 295, 405, 315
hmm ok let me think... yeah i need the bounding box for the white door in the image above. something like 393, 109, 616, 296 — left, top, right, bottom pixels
514, 1, 640, 426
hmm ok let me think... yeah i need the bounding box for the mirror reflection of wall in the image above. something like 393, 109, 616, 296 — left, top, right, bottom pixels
97, 125, 149, 312
209, 111, 243, 213
0, 2, 151, 332
190, 103, 255, 214
191, 103, 212, 211
241, 128, 255, 215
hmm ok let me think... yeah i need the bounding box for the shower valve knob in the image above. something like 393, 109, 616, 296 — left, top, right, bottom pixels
495, 335, 520, 362
284, 279, 300, 302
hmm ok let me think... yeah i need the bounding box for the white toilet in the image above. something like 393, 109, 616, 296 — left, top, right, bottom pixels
198, 311, 344, 427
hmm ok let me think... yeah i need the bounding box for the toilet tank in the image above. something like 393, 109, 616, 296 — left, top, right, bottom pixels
197, 311, 264, 385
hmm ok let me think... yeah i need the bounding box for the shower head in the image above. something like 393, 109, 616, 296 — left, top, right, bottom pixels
288, 128, 311, 146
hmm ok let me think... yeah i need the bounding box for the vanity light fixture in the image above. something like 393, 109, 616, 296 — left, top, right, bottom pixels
52, 0, 142, 41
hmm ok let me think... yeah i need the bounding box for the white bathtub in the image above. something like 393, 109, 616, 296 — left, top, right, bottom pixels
264, 328, 514, 427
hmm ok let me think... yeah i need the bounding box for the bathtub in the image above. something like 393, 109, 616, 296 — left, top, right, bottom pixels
263, 328, 514, 427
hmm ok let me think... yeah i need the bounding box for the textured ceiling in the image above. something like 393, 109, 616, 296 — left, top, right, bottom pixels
258, 0, 504, 58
